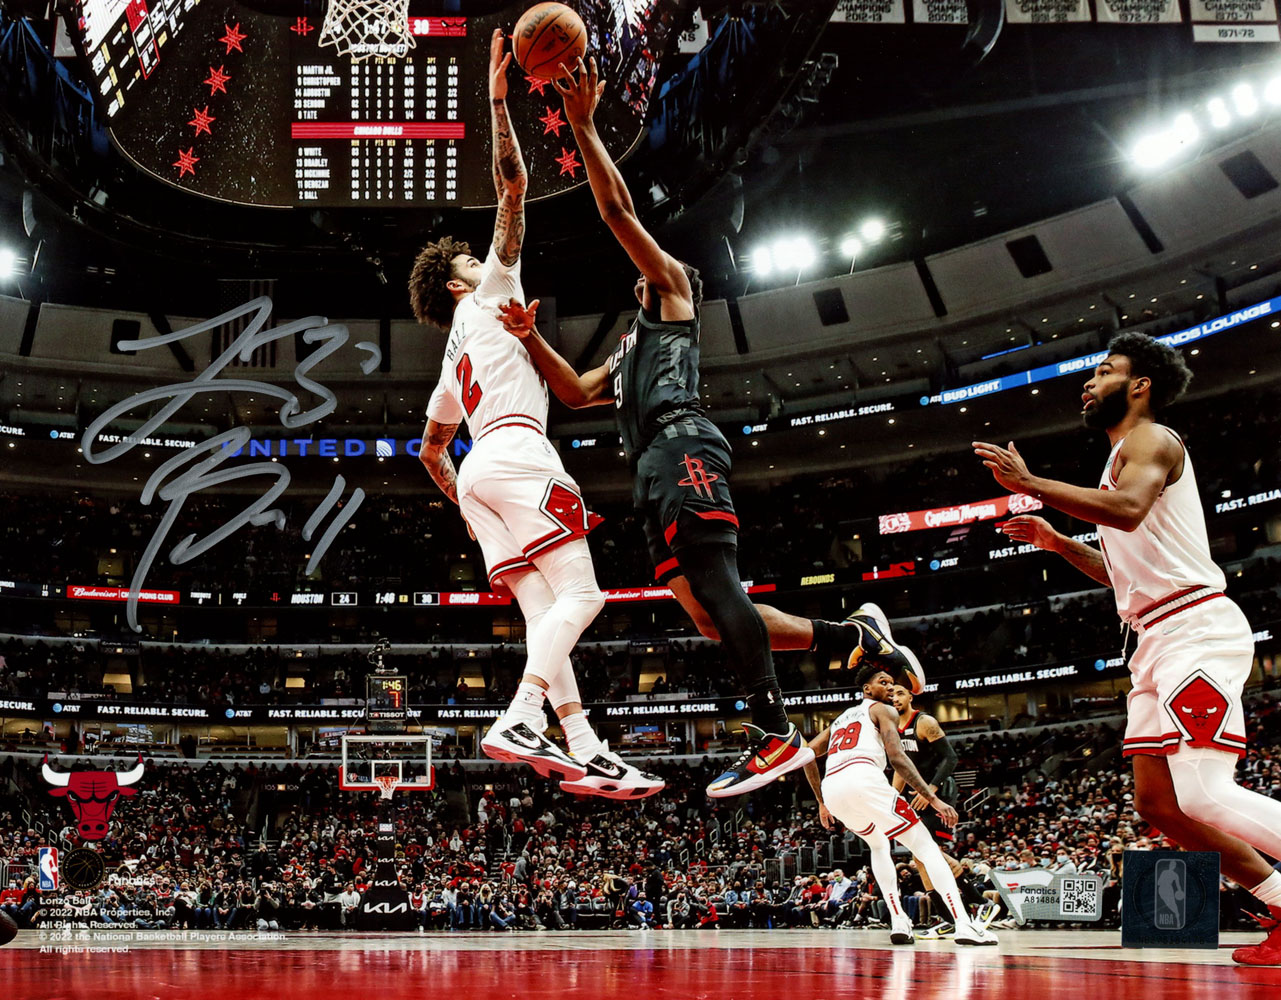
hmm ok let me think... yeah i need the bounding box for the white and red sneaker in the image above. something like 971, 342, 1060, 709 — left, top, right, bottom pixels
1233, 906, 1281, 966
481, 717, 587, 781
559, 743, 665, 800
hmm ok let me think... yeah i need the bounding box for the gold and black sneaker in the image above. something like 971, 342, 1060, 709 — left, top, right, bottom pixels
844, 602, 927, 695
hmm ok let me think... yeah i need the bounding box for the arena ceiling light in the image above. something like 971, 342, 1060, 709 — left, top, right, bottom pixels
750, 246, 773, 275
1266, 76, 1281, 105
0, 247, 16, 279
840, 236, 863, 260
1232, 83, 1260, 117
1130, 113, 1200, 171
1207, 96, 1232, 129
859, 218, 886, 243
770, 236, 817, 272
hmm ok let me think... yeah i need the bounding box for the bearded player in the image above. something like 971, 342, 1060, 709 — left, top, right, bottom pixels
975, 331, 1281, 965
409, 31, 661, 801
803, 665, 998, 946
496, 56, 924, 798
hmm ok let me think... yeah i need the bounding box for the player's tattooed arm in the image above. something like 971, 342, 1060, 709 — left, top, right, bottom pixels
488, 30, 527, 268
997, 515, 1112, 587
419, 419, 461, 505
873, 703, 947, 808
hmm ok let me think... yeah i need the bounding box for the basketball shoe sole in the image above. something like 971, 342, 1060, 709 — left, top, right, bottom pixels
560, 745, 666, 800
481, 719, 587, 781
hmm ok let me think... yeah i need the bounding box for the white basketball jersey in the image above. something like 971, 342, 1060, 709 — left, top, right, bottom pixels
426, 247, 549, 439
1097, 425, 1226, 621
826, 700, 886, 773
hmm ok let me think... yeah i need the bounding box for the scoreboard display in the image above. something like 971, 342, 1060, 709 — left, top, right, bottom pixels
366, 673, 408, 730
67, 0, 683, 208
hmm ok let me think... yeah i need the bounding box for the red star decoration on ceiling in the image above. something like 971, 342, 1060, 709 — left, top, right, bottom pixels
219, 23, 247, 54
525, 75, 550, 96
539, 106, 566, 137
174, 147, 200, 178
290, 16, 314, 36
204, 65, 231, 95
554, 146, 581, 178
188, 106, 215, 137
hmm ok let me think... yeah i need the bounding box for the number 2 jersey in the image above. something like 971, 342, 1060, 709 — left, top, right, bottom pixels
825, 700, 887, 776
426, 246, 549, 439
607, 306, 705, 461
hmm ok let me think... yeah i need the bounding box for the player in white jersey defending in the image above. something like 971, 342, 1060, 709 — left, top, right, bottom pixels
407, 30, 661, 801
975, 331, 1281, 965
803, 663, 998, 947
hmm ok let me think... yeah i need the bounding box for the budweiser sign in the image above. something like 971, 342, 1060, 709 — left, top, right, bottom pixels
68, 585, 181, 604
878, 493, 1044, 534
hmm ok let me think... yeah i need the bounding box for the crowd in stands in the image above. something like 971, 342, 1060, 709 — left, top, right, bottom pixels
5, 695, 1281, 934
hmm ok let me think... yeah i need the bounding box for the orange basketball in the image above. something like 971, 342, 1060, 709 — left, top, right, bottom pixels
512, 3, 587, 82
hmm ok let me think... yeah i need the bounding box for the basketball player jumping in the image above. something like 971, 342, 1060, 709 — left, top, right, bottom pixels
975, 331, 1281, 965
409, 30, 662, 801
803, 665, 998, 946
495, 56, 923, 798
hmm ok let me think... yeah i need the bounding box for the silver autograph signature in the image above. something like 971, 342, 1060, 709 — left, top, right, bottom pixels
80, 297, 382, 632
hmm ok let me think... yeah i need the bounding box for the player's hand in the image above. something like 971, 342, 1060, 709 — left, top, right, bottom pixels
818, 803, 834, 831
911, 792, 931, 811
554, 56, 604, 127
498, 298, 538, 338
488, 28, 512, 101
973, 440, 1036, 495
931, 799, 958, 828
997, 514, 1059, 552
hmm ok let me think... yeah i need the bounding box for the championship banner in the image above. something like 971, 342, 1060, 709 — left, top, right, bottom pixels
913, 0, 970, 22
830, 0, 908, 23
989, 869, 1106, 924
1004, 0, 1092, 21
1189, 0, 1277, 19
1096, 0, 1182, 21
878, 492, 1044, 535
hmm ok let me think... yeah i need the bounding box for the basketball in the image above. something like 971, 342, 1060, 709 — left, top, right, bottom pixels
512, 3, 587, 82
0, 910, 17, 945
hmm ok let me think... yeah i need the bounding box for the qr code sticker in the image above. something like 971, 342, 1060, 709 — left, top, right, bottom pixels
1059, 878, 1099, 917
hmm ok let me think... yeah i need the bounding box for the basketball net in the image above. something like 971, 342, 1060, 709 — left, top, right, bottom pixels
373, 774, 399, 800
319, 0, 415, 62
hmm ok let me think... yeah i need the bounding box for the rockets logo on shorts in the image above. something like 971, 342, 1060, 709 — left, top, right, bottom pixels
677, 454, 719, 500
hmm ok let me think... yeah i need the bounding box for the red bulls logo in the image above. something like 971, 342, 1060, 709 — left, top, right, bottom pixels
1166, 674, 1230, 750
43, 755, 144, 841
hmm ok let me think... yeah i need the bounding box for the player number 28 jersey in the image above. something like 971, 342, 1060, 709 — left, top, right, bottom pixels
426, 247, 549, 439
826, 700, 886, 774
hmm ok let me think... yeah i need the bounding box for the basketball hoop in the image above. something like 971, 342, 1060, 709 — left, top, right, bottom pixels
319, 0, 416, 62
373, 774, 399, 800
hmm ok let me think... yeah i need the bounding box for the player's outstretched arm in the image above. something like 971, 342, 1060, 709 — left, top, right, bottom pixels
871, 703, 957, 827
555, 58, 692, 318
498, 298, 612, 408
488, 28, 526, 266
974, 423, 1180, 532
998, 515, 1112, 587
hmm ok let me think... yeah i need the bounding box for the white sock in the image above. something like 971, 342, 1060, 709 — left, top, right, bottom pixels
1251, 870, 1281, 908
506, 681, 546, 725
560, 712, 603, 757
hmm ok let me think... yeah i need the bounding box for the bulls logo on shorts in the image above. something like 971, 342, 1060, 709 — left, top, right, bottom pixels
541, 482, 590, 533
1165, 671, 1232, 751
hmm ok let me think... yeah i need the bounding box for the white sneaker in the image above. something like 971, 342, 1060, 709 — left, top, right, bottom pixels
890, 916, 915, 945
481, 716, 587, 780
954, 919, 999, 946
559, 742, 666, 800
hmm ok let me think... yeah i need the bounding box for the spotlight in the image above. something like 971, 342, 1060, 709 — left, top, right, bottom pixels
1265, 76, 1281, 105
750, 246, 773, 275
1232, 83, 1259, 117
1207, 97, 1232, 129
859, 219, 886, 243
770, 237, 816, 271
840, 236, 863, 260
1131, 132, 1179, 170
1171, 112, 1199, 146
0, 247, 16, 279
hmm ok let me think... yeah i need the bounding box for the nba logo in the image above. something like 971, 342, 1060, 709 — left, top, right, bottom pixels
1154, 858, 1185, 930
38, 847, 59, 892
